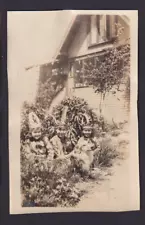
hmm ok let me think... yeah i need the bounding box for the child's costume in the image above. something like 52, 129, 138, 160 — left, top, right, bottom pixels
29, 137, 54, 161
50, 135, 64, 159
72, 136, 101, 174
26, 112, 54, 163
49, 122, 69, 158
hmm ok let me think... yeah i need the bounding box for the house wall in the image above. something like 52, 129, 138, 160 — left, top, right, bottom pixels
68, 16, 129, 59
116, 17, 130, 45
67, 16, 130, 123
73, 86, 129, 123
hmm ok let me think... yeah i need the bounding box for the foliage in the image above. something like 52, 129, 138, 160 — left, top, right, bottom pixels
52, 96, 100, 151
21, 95, 114, 149
123, 73, 130, 111
21, 145, 84, 207
81, 43, 130, 98
93, 137, 119, 167
35, 72, 67, 111
73, 23, 130, 99
20, 99, 120, 207
21, 135, 120, 207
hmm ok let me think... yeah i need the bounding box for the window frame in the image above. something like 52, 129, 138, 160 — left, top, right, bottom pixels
88, 15, 116, 48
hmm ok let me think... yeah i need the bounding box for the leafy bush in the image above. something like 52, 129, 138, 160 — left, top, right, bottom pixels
93, 137, 119, 167
52, 96, 101, 150
21, 144, 84, 207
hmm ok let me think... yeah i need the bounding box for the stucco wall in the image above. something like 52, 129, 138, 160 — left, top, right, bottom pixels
73, 86, 129, 123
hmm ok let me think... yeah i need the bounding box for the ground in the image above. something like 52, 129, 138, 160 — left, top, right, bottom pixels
74, 125, 132, 211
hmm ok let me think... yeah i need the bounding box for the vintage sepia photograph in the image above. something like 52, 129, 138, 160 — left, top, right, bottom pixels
8, 10, 139, 214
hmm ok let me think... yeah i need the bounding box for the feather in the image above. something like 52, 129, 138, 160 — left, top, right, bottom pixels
28, 112, 41, 130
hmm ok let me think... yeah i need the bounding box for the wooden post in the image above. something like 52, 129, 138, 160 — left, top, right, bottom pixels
61, 63, 75, 123
66, 63, 75, 98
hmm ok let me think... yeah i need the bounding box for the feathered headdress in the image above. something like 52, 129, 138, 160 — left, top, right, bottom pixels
56, 121, 67, 129
61, 105, 68, 124
28, 112, 41, 131
82, 114, 93, 129
82, 124, 93, 130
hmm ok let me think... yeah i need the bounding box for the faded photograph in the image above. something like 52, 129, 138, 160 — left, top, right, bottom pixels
8, 11, 139, 214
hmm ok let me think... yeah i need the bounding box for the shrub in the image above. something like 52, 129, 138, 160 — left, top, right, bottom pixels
21, 144, 84, 207
52, 96, 101, 151
78, 35, 130, 98
22, 171, 83, 207
93, 137, 119, 167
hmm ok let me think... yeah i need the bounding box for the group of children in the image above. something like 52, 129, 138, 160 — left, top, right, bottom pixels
24, 112, 101, 175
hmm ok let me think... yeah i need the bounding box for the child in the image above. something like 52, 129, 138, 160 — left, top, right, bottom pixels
50, 123, 66, 159
27, 112, 54, 162
43, 114, 57, 140
69, 123, 101, 175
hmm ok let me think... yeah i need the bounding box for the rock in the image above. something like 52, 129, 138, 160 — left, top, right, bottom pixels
89, 168, 101, 179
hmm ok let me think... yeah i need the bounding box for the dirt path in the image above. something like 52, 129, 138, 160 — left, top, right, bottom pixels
75, 132, 132, 211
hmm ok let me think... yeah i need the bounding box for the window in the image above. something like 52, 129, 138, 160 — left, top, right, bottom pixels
89, 15, 117, 46
72, 56, 96, 88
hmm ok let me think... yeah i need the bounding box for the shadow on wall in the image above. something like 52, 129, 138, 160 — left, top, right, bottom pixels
39, 64, 52, 84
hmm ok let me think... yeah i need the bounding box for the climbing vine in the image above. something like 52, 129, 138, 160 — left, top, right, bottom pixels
82, 43, 130, 98
74, 23, 130, 99
35, 66, 68, 111
73, 23, 130, 113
